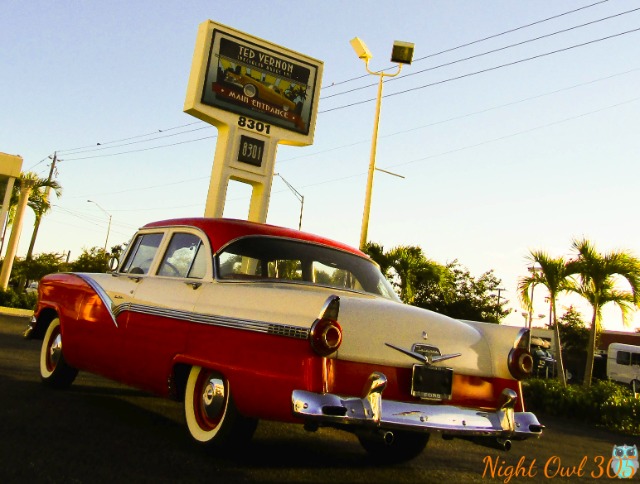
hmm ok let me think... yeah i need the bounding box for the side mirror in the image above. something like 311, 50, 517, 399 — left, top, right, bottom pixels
108, 256, 120, 272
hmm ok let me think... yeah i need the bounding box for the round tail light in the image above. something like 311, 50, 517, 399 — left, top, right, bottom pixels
310, 318, 342, 357
508, 330, 534, 380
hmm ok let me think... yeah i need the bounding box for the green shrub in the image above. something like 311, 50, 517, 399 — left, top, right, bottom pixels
0, 288, 37, 310
523, 378, 639, 435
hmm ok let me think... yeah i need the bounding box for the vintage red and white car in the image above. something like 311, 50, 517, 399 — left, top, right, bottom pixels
26, 218, 542, 461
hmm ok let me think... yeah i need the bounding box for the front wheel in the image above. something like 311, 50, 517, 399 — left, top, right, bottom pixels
358, 430, 429, 463
40, 317, 78, 389
184, 366, 257, 447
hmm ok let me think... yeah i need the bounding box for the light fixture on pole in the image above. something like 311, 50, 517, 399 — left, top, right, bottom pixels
350, 37, 414, 250
87, 200, 112, 252
275, 173, 304, 230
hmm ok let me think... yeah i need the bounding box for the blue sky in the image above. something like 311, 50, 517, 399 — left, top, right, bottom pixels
2, 1, 640, 331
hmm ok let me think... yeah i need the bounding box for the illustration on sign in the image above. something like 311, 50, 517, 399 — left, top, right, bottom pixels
202, 31, 318, 135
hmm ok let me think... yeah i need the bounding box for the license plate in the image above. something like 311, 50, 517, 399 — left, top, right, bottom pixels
411, 365, 453, 400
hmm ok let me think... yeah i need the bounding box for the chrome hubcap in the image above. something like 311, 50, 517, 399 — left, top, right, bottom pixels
49, 333, 62, 367
201, 377, 225, 420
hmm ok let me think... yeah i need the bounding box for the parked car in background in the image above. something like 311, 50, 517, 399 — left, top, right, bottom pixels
607, 343, 640, 393
530, 337, 556, 379
25, 218, 543, 462
26, 281, 39, 294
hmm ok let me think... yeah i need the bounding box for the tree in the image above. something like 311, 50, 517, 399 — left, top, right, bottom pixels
413, 261, 509, 323
387, 246, 445, 305
518, 250, 571, 386
552, 306, 589, 354
363, 244, 444, 304
10, 252, 69, 285
23, 173, 62, 260
69, 247, 111, 273
1, 172, 62, 259
567, 239, 640, 387
362, 242, 393, 277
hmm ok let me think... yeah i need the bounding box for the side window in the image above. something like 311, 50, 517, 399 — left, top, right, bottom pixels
218, 252, 263, 280
157, 233, 206, 279
312, 260, 363, 291
267, 260, 302, 281
631, 352, 640, 366
121, 233, 164, 275
616, 351, 631, 366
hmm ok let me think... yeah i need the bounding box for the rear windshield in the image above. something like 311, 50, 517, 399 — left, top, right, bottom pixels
217, 236, 399, 301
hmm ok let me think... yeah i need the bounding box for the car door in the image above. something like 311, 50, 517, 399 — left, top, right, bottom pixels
122, 229, 211, 394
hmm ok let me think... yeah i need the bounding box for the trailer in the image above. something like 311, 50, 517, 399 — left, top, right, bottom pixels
607, 343, 640, 393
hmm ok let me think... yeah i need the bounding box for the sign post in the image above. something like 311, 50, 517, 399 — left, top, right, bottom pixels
184, 21, 323, 223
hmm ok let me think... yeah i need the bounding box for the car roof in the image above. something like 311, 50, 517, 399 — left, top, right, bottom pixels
142, 218, 367, 257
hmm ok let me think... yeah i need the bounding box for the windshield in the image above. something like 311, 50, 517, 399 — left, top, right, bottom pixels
216, 236, 399, 301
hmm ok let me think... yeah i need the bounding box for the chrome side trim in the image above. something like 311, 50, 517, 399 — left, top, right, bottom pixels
316, 295, 340, 321
74, 273, 118, 328
114, 302, 309, 340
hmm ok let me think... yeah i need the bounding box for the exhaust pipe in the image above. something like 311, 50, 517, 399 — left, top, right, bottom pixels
381, 430, 395, 445
356, 429, 395, 446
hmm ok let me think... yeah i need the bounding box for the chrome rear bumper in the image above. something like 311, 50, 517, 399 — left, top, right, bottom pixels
291, 372, 543, 441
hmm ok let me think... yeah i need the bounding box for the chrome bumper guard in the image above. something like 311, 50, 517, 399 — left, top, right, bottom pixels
292, 372, 543, 441
23, 317, 37, 339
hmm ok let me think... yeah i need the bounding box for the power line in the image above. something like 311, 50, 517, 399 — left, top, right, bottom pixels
62, 134, 217, 161
302, 96, 640, 191
61, 125, 212, 156
68, 176, 209, 199
60, 62, 640, 166
58, 121, 204, 153
25, 155, 53, 172
320, 26, 640, 114
322, 6, 640, 100
50, 1, 614, 156
322, 0, 611, 90
58, 26, 640, 164
60, 93, 639, 211
278, 66, 640, 165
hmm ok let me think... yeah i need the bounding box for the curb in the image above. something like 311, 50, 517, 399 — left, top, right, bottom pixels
0, 307, 34, 318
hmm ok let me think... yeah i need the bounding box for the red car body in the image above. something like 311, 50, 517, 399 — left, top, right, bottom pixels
27, 218, 542, 461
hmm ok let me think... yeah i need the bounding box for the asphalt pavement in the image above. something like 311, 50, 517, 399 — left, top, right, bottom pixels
1, 311, 638, 483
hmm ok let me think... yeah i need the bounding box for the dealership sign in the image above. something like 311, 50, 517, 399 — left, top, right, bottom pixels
185, 21, 323, 221
203, 34, 319, 135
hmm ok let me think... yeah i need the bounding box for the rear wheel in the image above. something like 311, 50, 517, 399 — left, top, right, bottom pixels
631, 379, 639, 395
184, 366, 257, 447
40, 318, 78, 389
358, 430, 429, 463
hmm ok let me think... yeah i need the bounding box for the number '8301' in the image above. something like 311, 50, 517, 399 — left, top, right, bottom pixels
238, 116, 271, 134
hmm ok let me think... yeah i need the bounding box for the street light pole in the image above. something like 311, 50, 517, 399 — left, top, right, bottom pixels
87, 200, 112, 252
360, 68, 399, 250
274, 173, 304, 230
351, 37, 414, 250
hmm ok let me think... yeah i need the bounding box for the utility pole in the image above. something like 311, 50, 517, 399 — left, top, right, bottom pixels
25, 152, 58, 260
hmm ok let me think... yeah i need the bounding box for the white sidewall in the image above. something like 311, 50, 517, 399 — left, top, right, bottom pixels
39, 318, 60, 379
184, 366, 230, 443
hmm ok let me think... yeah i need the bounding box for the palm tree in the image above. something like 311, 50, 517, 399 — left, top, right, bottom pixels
362, 243, 444, 304
387, 246, 444, 305
518, 250, 571, 386
567, 239, 640, 387
6, 172, 62, 260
